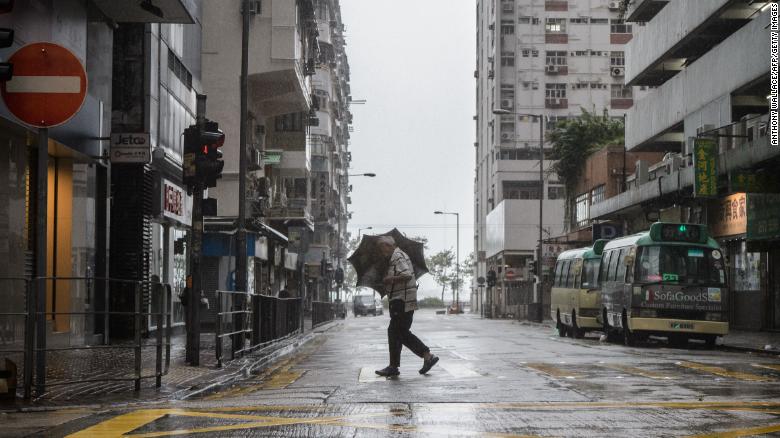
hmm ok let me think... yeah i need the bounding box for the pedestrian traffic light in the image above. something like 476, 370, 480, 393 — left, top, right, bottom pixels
486, 269, 497, 287
335, 267, 344, 285
182, 120, 225, 190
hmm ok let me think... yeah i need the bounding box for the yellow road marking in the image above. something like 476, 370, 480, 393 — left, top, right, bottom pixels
602, 364, 677, 380
66, 409, 178, 438
677, 361, 775, 382
751, 363, 780, 372
525, 362, 582, 379
683, 423, 780, 438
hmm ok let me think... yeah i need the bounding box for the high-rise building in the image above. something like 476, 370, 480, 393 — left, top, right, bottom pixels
474, 0, 643, 317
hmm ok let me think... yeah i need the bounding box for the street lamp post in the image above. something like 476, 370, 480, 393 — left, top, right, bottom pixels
492, 108, 544, 321
434, 211, 460, 312
357, 227, 373, 240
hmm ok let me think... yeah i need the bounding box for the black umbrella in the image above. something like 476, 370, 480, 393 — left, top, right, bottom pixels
347, 228, 429, 297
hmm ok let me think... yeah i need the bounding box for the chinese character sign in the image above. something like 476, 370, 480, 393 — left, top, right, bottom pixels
694, 139, 718, 197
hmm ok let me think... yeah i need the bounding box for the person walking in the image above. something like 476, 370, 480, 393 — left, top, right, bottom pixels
375, 236, 439, 377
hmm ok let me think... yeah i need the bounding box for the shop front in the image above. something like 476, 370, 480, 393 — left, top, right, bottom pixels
709, 193, 780, 331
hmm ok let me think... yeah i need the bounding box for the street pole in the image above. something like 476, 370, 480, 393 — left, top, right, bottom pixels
455, 212, 460, 311
536, 115, 544, 322
234, 0, 250, 353
35, 127, 48, 396
186, 95, 207, 366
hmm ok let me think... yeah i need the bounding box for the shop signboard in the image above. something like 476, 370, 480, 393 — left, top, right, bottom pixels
730, 170, 779, 193
154, 178, 192, 226
255, 237, 268, 261
709, 193, 747, 237
693, 138, 718, 198
747, 193, 780, 241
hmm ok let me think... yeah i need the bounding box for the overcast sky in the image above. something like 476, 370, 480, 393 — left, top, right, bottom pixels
340, 0, 477, 299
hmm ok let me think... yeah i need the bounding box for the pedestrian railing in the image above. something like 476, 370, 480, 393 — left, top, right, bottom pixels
0, 276, 172, 399
215, 292, 303, 368
312, 301, 335, 327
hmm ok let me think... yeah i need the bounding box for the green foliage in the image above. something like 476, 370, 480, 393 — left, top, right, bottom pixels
547, 108, 624, 194
417, 297, 445, 308
426, 249, 455, 301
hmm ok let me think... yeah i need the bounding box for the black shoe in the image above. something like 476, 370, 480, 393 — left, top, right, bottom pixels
419, 355, 439, 374
375, 366, 400, 377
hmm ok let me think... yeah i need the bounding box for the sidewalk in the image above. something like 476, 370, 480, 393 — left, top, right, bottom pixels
1, 319, 341, 410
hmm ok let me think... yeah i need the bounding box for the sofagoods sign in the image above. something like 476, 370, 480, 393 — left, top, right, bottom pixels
161, 179, 192, 226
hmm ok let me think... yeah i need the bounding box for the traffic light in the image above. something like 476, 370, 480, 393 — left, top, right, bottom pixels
486, 269, 497, 287
182, 120, 225, 190
334, 267, 344, 285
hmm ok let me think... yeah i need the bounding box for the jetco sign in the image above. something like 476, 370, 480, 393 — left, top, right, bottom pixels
161, 179, 192, 226
110, 133, 151, 164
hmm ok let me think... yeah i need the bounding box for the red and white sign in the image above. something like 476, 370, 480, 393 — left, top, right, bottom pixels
0, 42, 88, 128
162, 179, 192, 226
505, 268, 517, 280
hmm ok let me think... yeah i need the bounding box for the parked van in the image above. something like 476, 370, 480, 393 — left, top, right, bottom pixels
551, 240, 607, 338
600, 222, 728, 347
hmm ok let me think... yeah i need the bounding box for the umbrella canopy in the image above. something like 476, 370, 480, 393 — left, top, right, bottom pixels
347, 228, 429, 297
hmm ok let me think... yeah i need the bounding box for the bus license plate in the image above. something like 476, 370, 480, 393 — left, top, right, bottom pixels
670, 322, 694, 330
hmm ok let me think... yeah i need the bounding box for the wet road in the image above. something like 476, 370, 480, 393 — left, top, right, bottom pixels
32, 310, 780, 436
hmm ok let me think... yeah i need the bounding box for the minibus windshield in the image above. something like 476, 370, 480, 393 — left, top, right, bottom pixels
636, 245, 725, 286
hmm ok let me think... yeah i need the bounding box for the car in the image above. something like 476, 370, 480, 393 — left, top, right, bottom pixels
374, 298, 384, 316
353, 295, 376, 316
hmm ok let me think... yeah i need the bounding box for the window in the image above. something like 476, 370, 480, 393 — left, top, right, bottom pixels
545, 18, 566, 33
637, 245, 726, 286
610, 51, 625, 67
532, 17, 540, 25
548, 185, 565, 199
554, 261, 564, 287
501, 84, 515, 100
545, 83, 567, 99
610, 84, 633, 99
275, 112, 305, 132
575, 192, 589, 227
521, 49, 531, 57
502, 181, 542, 200
590, 17, 608, 24
599, 251, 612, 284
610, 19, 632, 34
498, 148, 541, 160
545, 50, 567, 66
564, 260, 575, 288
501, 20, 515, 35
168, 49, 193, 89
574, 261, 581, 289
616, 249, 627, 282
501, 51, 515, 67
570, 17, 588, 24
590, 184, 605, 204
608, 248, 621, 281
571, 50, 589, 57
582, 259, 600, 288
518, 16, 531, 24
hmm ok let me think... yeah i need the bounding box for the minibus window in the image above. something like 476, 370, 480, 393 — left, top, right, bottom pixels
582, 259, 600, 289
554, 261, 563, 287
599, 251, 612, 284
616, 249, 627, 282
636, 245, 724, 285
573, 260, 581, 289
564, 260, 574, 288
608, 249, 620, 282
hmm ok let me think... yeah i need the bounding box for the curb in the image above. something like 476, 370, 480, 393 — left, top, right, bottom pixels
719, 344, 780, 356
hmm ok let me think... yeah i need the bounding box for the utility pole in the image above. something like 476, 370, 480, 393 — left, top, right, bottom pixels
35, 127, 48, 395
535, 115, 544, 322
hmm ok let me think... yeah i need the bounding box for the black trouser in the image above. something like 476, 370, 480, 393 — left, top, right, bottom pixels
388, 299, 429, 368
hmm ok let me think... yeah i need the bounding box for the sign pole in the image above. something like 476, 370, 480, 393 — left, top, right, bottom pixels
35, 128, 48, 396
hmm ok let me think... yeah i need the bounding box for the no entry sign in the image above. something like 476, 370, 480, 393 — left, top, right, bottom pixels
0, 42, 87, 128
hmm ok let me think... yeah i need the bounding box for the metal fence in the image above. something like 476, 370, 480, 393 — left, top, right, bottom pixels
0, 276, 172, 399
215, 292, 303, 368
312, 301, 336, 327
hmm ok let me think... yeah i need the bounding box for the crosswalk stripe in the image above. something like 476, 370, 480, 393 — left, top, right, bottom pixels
601, 364, 677, 380
437, 362, 480, 378
525, 363, 582, 379
358, 367, 388, 383
677, 361, 775, 382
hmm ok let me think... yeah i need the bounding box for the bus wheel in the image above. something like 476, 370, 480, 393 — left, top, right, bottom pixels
622, 313, 635, 347
556, 311, 567, 338
571, 311, 584, 339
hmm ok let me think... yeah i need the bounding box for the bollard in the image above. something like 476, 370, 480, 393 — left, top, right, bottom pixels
0, 358, 18, 402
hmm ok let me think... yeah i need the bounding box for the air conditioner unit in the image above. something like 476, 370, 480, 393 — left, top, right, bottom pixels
608, 1, 620, 11
488, 23, 495, 30
488, 70, 495, 79
501, 99, 514, 108
546, 64, 559, 73
610, 67, 625, 77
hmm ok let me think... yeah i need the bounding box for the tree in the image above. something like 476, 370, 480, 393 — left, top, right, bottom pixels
547, 108, 624, 228
426, 249, 455, 302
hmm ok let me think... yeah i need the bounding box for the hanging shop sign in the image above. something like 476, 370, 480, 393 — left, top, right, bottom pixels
729, 170, 780, 193
592, 222, 624, 241
693, 138, 718, 198
255, 237, 268, 261
158, 178, 192, 226
110, 133, 151, 163
709, 193, 747, 238
746, 193, 780, 241
284, 252, 298, 271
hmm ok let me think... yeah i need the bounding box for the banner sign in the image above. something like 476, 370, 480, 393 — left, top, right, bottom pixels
747, 193, 780, 240
694, 138, 718, 198
709, 193, 747, 237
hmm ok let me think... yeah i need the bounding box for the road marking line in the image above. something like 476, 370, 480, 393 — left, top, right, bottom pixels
601, 364, 677, 380
677, 361, 775, 382
6, 76, 82, 93
751, 363, 780, 372
437, 361, 481, 378
682, 423, 780, 438
358, 366, 388, 383
451, 350, 477, 361
525, 362, 582, 379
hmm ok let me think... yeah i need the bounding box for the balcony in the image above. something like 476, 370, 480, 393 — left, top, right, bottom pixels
91, 0, 196, 23
545, 98, 568, 109
266, 197, 314, 224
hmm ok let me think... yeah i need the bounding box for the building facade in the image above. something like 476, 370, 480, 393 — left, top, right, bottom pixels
474, 0, 644, 317
590, 0, 776, 330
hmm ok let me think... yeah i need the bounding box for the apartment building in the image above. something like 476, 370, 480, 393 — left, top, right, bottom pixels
590, 0, 777, 331
474, 0, 644, 318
